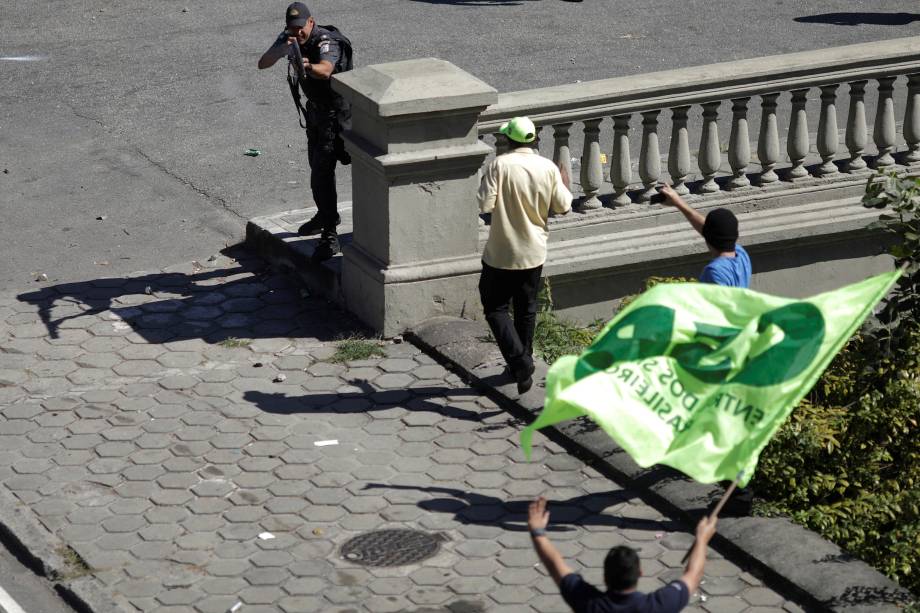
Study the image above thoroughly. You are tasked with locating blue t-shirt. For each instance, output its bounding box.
[560,574,689,613]
[699,244,751,288]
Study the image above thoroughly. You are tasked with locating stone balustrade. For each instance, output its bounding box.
[325,38,920,336]
[478,36,920,207]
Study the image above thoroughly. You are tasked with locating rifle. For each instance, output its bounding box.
[288,39,308,87]
[287,39,309,128]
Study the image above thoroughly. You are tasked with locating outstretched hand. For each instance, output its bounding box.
[528,496,550,531]
[658,183,681,205]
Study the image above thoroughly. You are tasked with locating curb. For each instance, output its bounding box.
[0,486,126,613]
[407,316,914,613]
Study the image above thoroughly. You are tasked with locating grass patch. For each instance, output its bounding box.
[329,337,386,363]
[532,279,603,364]
[55,545,92,580]
[218,337,252,348]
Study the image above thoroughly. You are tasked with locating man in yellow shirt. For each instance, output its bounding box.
[478,117,573,394]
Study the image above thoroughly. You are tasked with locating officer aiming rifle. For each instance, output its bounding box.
[287,32,309,95]
[258,2,353,262]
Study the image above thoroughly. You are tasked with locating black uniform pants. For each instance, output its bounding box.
[479,261,542,377]
[306,105,341,233]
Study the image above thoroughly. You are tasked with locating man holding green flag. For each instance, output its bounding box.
[521,270,901,487]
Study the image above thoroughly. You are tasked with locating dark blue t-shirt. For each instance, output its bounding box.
[699,244,751,288]
[560,574,689,613]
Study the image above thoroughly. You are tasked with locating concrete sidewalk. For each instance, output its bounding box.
[0,248,802,612]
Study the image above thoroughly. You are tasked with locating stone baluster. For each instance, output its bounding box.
[873,76,897,169]
[698,102,721,193]
[638,110,661,202]
[845,81,868,173]
[816,84,840,176]
[905,74,920,165]
[757,93,780,184]
[727,98,751,189]
[579,119,603,210]
[611,114,632,206]
[787,89,810,180]
[552,123,574,190]
[668,106,691,195]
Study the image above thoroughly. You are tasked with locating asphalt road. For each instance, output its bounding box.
[2,0,920,291]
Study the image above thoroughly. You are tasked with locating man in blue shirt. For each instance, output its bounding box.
[659,185,751,288]
[528,496,717,612]
[659,184,755,516]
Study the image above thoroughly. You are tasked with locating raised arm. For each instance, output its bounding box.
[680,515,717,594]
[550,165,573,216]
[659,184,705,236]
[258,34,289,69]
[528,497,574,586]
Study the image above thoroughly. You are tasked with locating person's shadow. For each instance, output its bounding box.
[407,0,537,5]
[245,380,507,426]
[794,12,920,26]
[362,483,684,534]
[15,247,362,343]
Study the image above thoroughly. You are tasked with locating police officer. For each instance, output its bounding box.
[258,2,351,262]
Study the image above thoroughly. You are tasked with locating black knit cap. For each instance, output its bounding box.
[702,208,738,251]
[286,2,311,27]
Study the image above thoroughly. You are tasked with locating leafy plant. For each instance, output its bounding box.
[750,172,920,598]
[532,279,603,364]
[328,336,385,363]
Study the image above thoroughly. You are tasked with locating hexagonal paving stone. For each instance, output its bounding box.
[0,262,796,613]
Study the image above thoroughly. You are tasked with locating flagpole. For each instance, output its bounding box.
[680,471,743,564]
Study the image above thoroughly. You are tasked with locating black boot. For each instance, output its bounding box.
[298,213,341,236]
[514,359,535,395]
[312,231,340,262]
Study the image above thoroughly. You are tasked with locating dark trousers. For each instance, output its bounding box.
[306,106,341,233]
[479,261,542,376]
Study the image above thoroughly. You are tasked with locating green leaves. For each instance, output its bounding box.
[752,172,920,599]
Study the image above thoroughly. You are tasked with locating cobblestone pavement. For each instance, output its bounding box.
[0,250,803,612]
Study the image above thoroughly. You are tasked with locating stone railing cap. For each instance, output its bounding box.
[479,35,920,129]
[333,58,498,118]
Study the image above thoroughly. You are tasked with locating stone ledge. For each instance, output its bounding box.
[245,206,350,306]
[0,485,127,613]
[407,315,914,613]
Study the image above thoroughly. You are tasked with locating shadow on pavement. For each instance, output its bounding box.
[15,247,362,343]
[407,0,536,5]
[794,12,920,26]
[245,380,506,424]
[363,483,684,534]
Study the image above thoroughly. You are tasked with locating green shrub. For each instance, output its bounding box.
[752,172,920,597]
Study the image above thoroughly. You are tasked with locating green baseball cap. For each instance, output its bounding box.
[499,116,537,144]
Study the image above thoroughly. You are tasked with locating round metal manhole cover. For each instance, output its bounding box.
[340,529,444,567]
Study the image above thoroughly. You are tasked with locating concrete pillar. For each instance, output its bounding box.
[638,110,661,202]
[698,102,722,193]
[579,119,604,210]
[757,93,780,184]
[610,115,632,206]
[726,97,751,189]
[668,106,691,196]
[332,59,497,336]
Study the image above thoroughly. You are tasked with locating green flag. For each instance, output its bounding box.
[521,271,901,486]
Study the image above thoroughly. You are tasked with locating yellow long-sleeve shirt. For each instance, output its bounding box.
[478,147,573,270]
